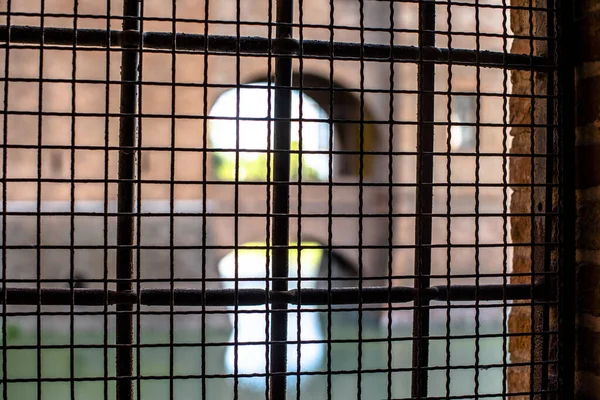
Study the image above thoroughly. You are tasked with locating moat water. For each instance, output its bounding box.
[1,307,508,400]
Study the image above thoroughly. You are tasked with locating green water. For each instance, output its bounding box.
[1,311,508,400]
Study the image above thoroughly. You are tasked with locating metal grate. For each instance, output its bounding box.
[0,0,575,399]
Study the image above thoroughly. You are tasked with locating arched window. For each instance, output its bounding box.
[208,83,333,182]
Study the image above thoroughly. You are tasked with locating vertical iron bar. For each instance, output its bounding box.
[296,0,304,395]
[542,0,556,397]
[528,0,539,395]
[102,1,111,399]
[233,0,241,396]
[270,0,294,398]
[326,1,335,399]
[116,0,140,399]
[264,0,275,396]
[444,1,453,399]
[134,3,145,400]
[69,3,79,399]
[556,0,575,397]
[201,1,210,399]
[411,0,435,398]
[501,0,510,398]
[35,3,45,399]
[474,1,482,398]
[529,1,550,397]
[168,1,177,398]
[387,1,396,399]
[0,1,10,399]
[357,1,366,398]
[134,3,144,399]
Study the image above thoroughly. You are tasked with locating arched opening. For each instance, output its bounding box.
[208,82,333,182]
[208,72,382,182]
[283,72,381,178]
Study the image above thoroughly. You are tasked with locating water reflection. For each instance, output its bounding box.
[0,242,510,399]
[217,244,326,391]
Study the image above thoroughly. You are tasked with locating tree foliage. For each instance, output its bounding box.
[213,137,323,182]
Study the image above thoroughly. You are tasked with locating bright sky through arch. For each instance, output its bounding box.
[209,82,332,181]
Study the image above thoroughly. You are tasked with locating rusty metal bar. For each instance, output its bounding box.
[539,0,557,398]
[0,25,552,70]
[270,0,294,398]
[411,0,435,397]
[556,0,576,397]
[0,283,547,306]
[115,1,140,399]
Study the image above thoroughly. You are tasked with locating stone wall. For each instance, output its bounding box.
[507,0,556,396]
[0,0,515,298]
[572,1,600,398]
[504,0,600,397]
[507,0,600,397]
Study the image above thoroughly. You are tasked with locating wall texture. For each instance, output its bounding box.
[0,1,514,304]
[572,1,600,398]
[507,0,556,397]
[507,0,600,398]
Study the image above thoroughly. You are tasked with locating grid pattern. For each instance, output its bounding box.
[0,1,575,400]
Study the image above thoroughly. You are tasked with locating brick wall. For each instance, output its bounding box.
[508,0,600,397]
[572,1,600,397]
[507,0,555,397]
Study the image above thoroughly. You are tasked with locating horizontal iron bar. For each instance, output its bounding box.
[0,25,551,71]
[0,282,546,307]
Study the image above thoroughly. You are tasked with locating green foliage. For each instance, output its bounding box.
[5,323,22,342]
[212,138,323,182]
[0,319,505,399]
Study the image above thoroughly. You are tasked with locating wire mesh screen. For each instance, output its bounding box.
[0,0,573,399]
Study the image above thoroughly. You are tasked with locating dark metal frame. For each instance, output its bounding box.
[0,0,576,399]
[556,0,576,398]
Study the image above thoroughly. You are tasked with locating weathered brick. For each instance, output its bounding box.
[576,371,600,400]
[509,99,532,128]
[510,215,533,245]
[576,145,600,189]
[511,67,533,94]
[508,365,531,399]
[508,4,555,396]
[511,246,532,281]
[510,189,534,245]
[510,37,530,56]
[576,10,600,64]
[577,76,600,127]
[578,0,600,14]
[577,264,600,317]
[578,326,600,374]
[509,133,533,185]
[510,0,533,37]
[510,188,534,212]
[508,0,600,396]
[575,120,600,148]
[510,0,546,40]
[577,203,600,250]
[508,305,533,362]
